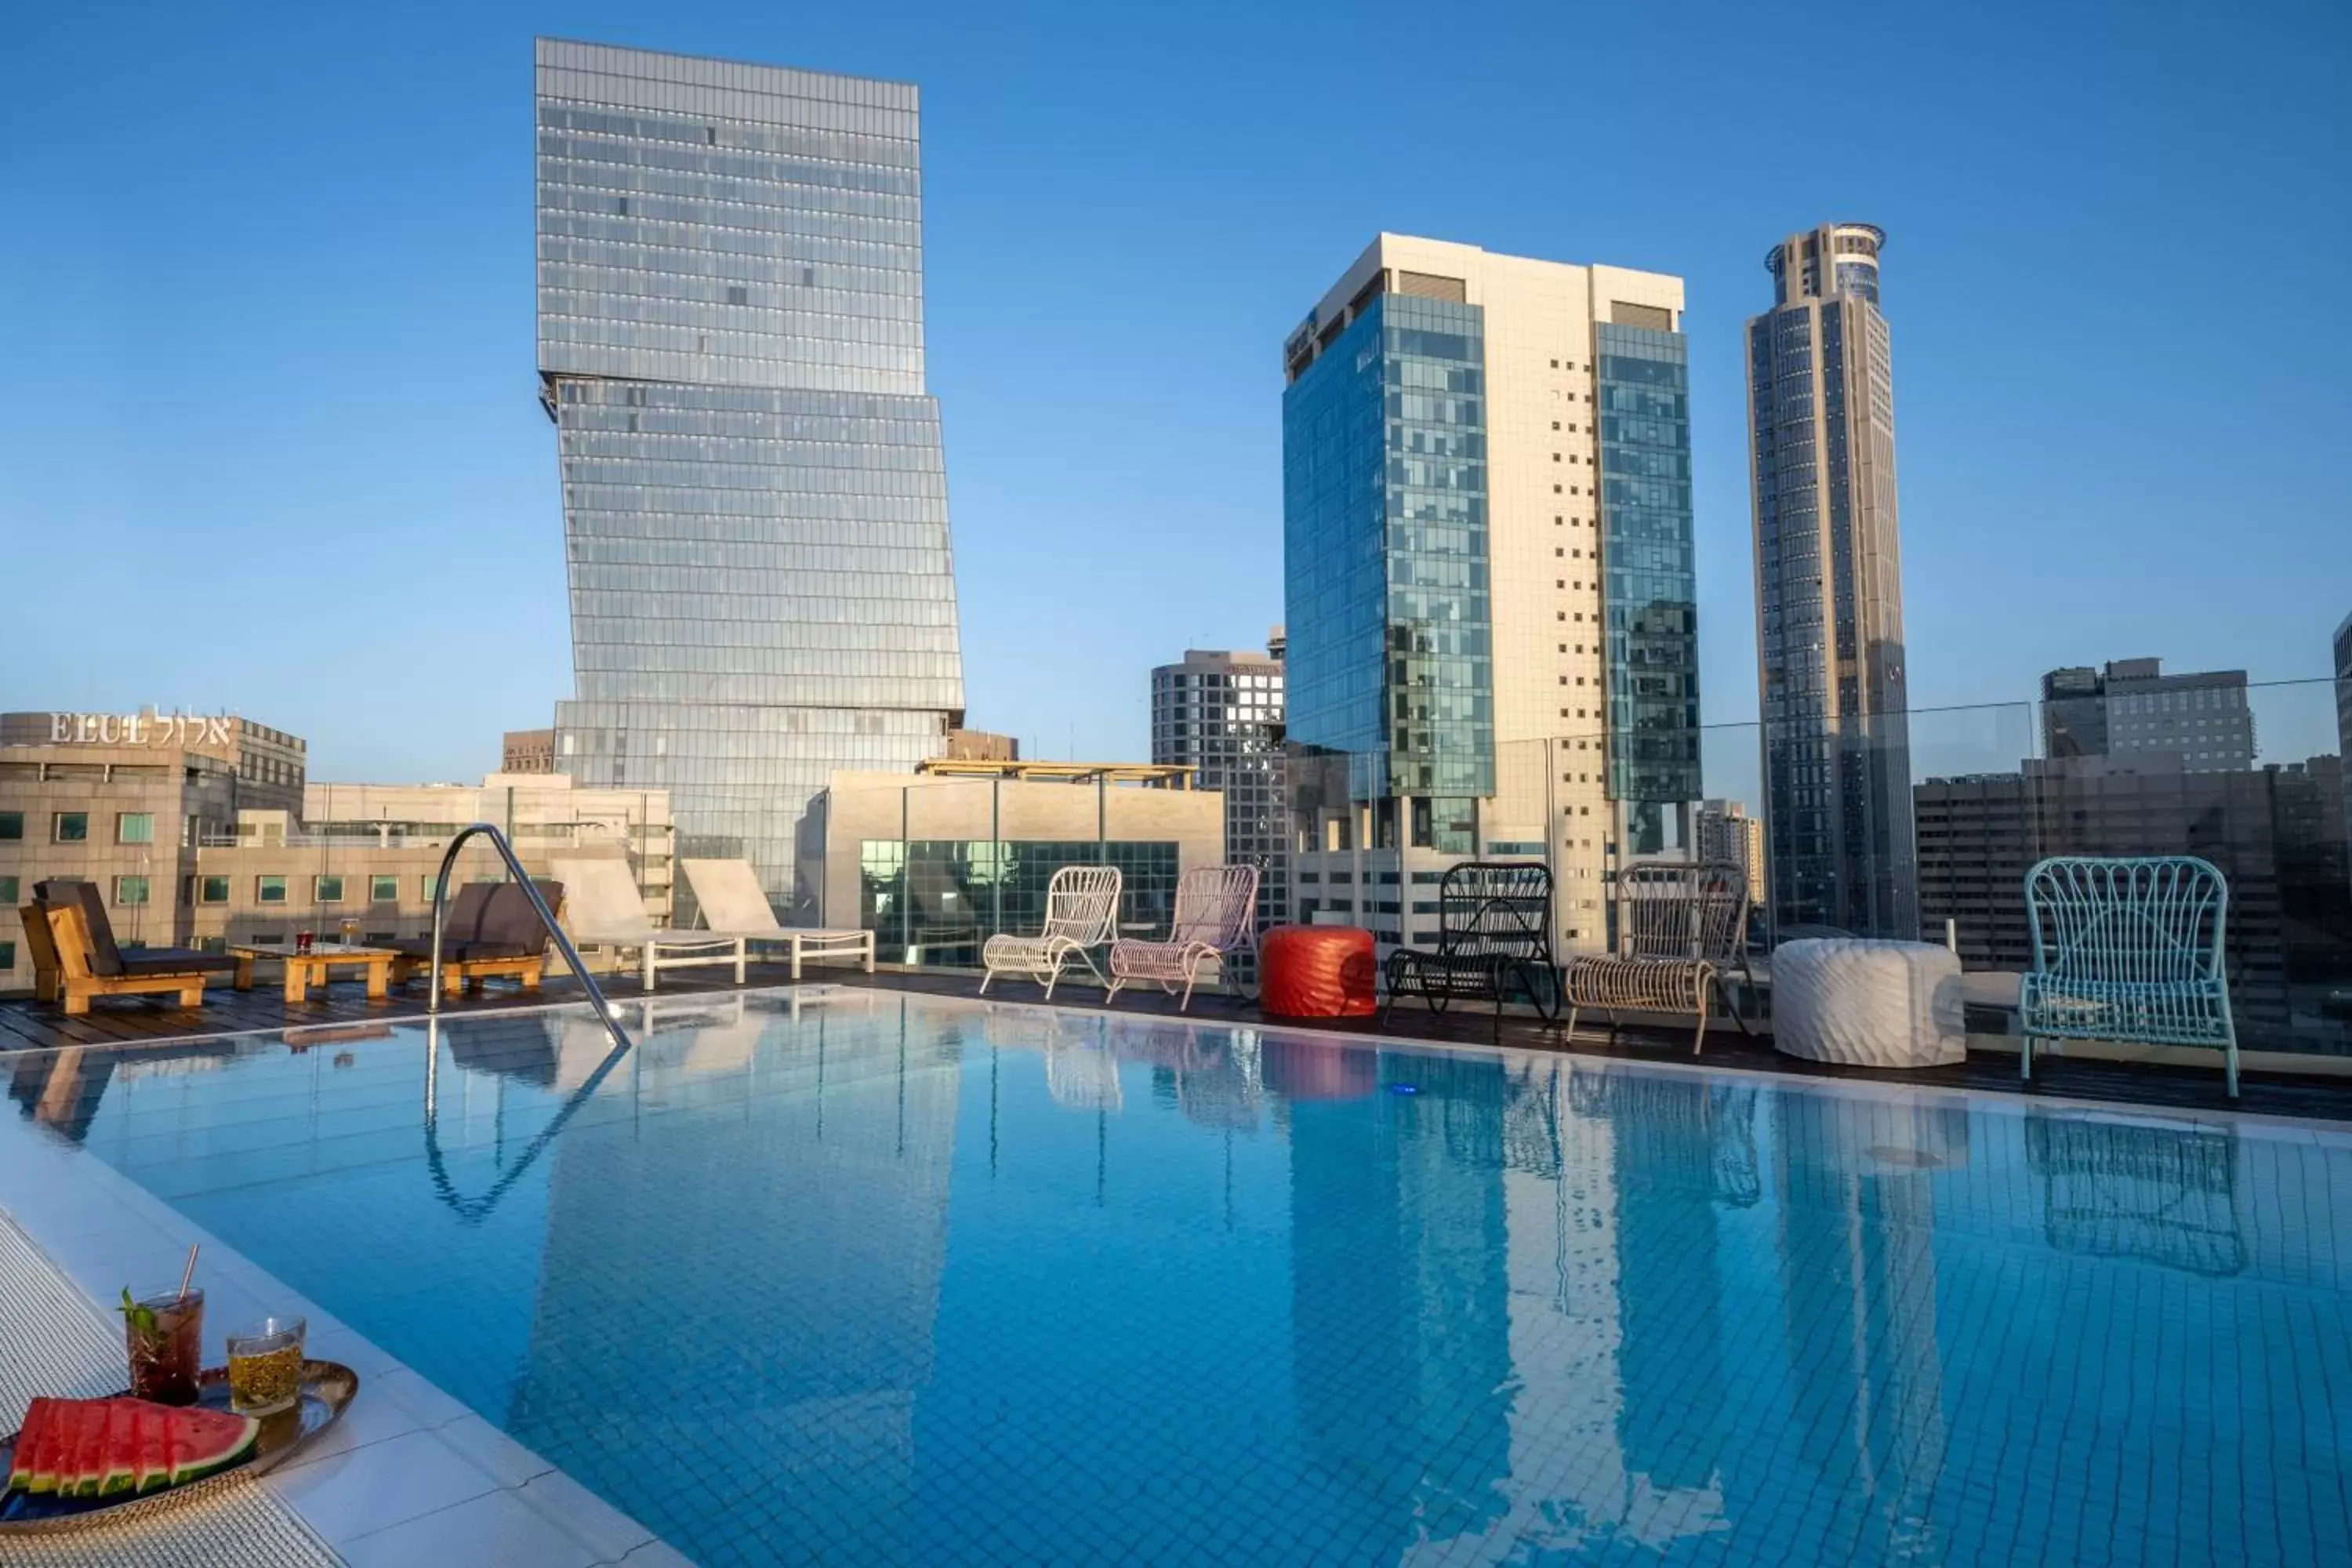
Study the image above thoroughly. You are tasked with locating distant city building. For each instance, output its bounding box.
[537,40,964,922]
[1694,800,1766,912]
[2334,612,2352,896]
[1151,639,1288,932]
[2039,659,2254,772]
[0,706,673,993]
[944,728,1021,763]
[1282,234,1698,951]
[503,728,557,774]
[1911,774,2036,971]
[2039,666,2108,759]
[1914,753,2351,1049]
[1747,222,1915,938]
[804,762,1223,966]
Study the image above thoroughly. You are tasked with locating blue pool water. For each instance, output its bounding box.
[9,988,2351,1566]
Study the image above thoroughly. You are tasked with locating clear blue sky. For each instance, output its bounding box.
[4,0,2347,782]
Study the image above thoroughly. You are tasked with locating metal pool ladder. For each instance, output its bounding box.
[425,822,631,1047]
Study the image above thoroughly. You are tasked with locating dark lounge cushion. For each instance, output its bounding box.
[36,881,122,976]
[474,881,561,951]
[115,948,238,978]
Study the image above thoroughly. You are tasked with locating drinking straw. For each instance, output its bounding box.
[175,1244,199,1303]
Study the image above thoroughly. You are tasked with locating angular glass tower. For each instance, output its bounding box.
[1748,223,1915,939]
[535,39,963,917]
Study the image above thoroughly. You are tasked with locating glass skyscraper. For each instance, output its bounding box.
[1747,223,1915,939]
[1283,236,1698,952]
[535,39,963,918]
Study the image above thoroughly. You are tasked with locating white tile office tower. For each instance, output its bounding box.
[1747,223,1915,939]
[536,40,964,918]
[1283,235,1699,952]
[1150,638,1289,931]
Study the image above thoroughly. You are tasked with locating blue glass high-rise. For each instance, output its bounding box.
[535,39,964,916]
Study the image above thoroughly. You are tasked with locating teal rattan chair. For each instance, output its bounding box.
[2020,855,2238,1097]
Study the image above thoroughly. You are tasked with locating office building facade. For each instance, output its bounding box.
[2040,659,2254,772]
[1282,235,1697,951]
[1748,222,1916,938]
[1150,640,1289,932]
[536,40,964,922]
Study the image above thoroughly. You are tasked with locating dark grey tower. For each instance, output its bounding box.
[536,40,964,917]
[1748,223,1915,938]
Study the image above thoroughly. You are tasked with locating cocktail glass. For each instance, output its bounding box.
[125,1287,205,1406]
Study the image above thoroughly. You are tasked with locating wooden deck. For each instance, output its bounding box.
[3,963,2348,1123]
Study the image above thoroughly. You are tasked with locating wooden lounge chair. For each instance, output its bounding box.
[388,879,565,995]
[554,853,760,993]
[981,865,1123,999]
[1106,864,1258,1011]
[31,880,237,1017]
[678,858,877,979]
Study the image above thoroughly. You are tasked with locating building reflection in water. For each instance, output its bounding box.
[1772,1090,1966,1566]
[510,991,962,1564]
[1287,1042,1515,1560]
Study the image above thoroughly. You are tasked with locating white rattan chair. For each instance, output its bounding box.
[980,865,1123,999]
[1563,859,1752,1054]
[1105,864,1259,1011]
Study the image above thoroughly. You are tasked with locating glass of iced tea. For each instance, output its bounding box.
[122,1287,204,1406]
[226,1316,307,1417]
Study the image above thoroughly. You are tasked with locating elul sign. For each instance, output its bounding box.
[50,712,234,746]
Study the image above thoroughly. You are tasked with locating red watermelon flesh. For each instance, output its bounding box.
[97,1402,139,1496]
[27,1399,69,1494]
[133,1403,173,1493]
[165,1405,260,1486]
[69,1398,113,1497]
[6,1396,56,1494]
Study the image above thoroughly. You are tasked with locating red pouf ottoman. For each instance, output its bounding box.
[1260,924,1378,1019]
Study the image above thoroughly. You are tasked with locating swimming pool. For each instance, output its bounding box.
[9,987,2349,1565]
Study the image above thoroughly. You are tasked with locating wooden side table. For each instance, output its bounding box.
[228,944,399,1004]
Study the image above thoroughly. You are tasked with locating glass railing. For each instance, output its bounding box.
[800,679,2352,1057]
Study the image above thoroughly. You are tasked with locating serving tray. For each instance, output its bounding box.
[0,1360,359,1534]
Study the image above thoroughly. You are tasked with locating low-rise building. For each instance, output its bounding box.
[802,761,1224,967]
[1,711,300,991]
[2,707,672,989]
[503,729,557,774]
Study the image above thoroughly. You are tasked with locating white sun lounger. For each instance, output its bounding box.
[680,858,877,980]
[552,855,757,993]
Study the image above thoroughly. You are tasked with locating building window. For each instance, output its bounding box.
[422,875,441,903]
[0,811,20,841]
[117,813,154,844]
[371,874,400,903]
[257,875,288,905]
[315,875,345,904]
[0,877,16,906]
[115,876,151,907]
[199,877,230,904]
[0,941,13,970]
[53,812,89,844]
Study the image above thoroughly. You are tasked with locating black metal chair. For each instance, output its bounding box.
[1380,862,1558,1035]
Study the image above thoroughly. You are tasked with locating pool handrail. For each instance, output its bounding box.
[426,822,631,1048]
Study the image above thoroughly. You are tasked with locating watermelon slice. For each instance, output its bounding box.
[5,1397,56,1494]
[133,1402,173,1493]
[96,1402,140,1496]
[165,1405,259,1486]
[25,1399,67,1494]
[68,1397,111,1497]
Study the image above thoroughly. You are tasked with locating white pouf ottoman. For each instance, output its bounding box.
[1772,938,1966,1068]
